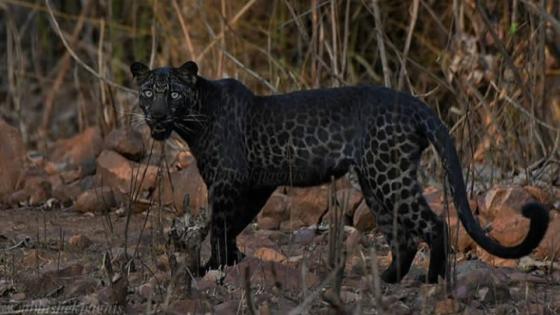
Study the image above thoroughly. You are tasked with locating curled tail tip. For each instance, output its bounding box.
[520,202,549,255]
[521,202,549,223]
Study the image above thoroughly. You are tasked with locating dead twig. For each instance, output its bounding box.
[244,265,257,315]
[40,0,90,139]
[172,0,196,60]
[44,0,136,94]
[397,0,420,91]
[371,0,392,87]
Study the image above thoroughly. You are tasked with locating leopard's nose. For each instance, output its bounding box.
[152,110,166,120]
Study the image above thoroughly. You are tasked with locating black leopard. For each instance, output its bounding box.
[130,61,549,283]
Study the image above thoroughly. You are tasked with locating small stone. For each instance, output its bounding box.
[293,227,316,244]
[258,193,289,230]
[352,201,376,232]
[74,187,116,213]
[10,292,26,301]
[23,176,52,206]
[104,128,145,161]
[287,186,329,227]
[68,234,92,250]
[435,298,462,315]
[50,127,103,166]
[174,151,194,169]
[137,282,154,300]
[534,212,560,260]
[115,207,126,217]
[202,270,226,283]
[253,247,287,263]
[96,150,159,195]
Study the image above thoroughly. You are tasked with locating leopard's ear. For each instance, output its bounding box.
[130,62,150,82]
[177,61,198,83]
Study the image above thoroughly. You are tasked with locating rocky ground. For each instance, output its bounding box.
[1,119,560,314]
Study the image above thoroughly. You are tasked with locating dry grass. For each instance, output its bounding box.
[1,0,558,172]
[1,0,559,313]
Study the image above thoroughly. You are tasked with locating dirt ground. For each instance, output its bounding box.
[1,204,559,315]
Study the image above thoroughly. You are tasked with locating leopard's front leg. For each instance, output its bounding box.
[204,183,245,270]
[203,181,275,271]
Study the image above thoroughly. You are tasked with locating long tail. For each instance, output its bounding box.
[422,115,549,258]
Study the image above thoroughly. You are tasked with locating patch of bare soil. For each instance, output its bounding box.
[0,205,559,315]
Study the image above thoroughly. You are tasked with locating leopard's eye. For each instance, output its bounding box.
[171,92,180,99]
[143,90,153,98]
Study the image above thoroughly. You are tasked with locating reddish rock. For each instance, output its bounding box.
[524,185,551,205]
[334,175,356,190]
[74,186,116,213]
[23,176,52,206]
[8,189,29,205]
[336,188,363,217]
[174,150,195,170]
[53,176,96,205]
[423,186,479,253]
[136,282,155,301]
[259,185,359,231]
[481,187,539,249]
[435,298,462,315]
[224,257,319,292]
[352,201,376,232]
[453,260,510,301]
[478,185,535,221]
[322,188,363,226]
[253,247,287,263]
[104,128,145,161]
[0,118,25,201]
[164,299,213,315]
[156,163,207,214]
[50,127,102,166]
[447,216,476,253]
[60,168,82,184]
[280,186,329,230]
[96,150,159,195]
[488,209,531,247]
[258,193,290,230]
[534,212,560,260]
[237,229,279,257]
[279,218,306,230]
[68,234,92,250]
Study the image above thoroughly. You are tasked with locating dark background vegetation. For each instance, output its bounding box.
[1,0,559,174]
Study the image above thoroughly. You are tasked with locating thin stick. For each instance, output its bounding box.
[521,0,560,34]
[288,262,343,315]
[172,0,196,60]
[44,0,136,94]
[196,0,258,61]
[149,0,158,68]
[371,0,392,88]
[221,49,278,93]
[40,0,90,138]
[397,0,420,91]
[244,265,256,315]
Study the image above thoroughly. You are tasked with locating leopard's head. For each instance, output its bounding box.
[130,61,199,141]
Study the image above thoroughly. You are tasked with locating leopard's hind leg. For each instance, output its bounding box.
[355,166,419,283]
[356,153,449,282]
